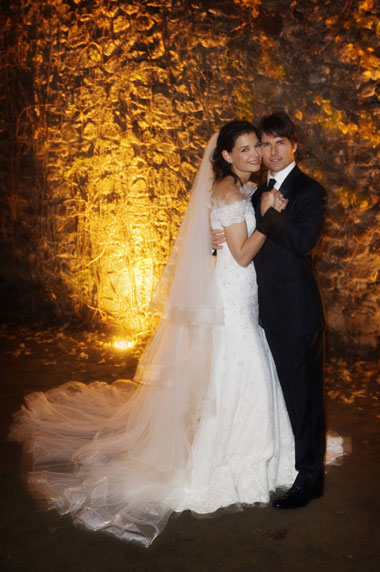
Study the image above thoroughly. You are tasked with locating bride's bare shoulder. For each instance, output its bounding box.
[211,178,243,205]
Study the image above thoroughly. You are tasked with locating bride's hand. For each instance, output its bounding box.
[260,190,275,215]
[273,190,288,212]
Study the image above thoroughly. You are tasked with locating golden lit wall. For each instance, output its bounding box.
[1,0,379,350]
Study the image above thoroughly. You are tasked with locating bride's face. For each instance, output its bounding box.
[223,132,262,181]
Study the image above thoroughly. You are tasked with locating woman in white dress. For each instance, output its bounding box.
[9,121,296,547]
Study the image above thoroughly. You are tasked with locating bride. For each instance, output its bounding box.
[9,121,298,547]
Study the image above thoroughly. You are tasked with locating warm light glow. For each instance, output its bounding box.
[3,0,378,352]
[112,338,136,351]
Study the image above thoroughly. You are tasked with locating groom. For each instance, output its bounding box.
[253,111,326,509]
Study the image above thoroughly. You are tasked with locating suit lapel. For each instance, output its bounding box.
[279,165,301,199]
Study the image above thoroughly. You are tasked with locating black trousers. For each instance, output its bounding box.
[264,328,326,485]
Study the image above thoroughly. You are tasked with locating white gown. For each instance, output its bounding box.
[8,193,298,547]
[175,195,296,513]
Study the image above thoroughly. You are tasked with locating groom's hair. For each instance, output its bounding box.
[258,112,298,144]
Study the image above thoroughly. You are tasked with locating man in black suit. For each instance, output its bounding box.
[254,111,326,509]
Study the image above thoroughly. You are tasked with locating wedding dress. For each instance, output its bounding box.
[174,187,296,514]
[8,136,346,547]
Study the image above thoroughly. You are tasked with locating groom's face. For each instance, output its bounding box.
[260,133,298,174]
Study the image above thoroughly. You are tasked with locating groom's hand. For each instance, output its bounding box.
[210,223,225,250]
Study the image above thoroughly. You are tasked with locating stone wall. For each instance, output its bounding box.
[0,0,379,352]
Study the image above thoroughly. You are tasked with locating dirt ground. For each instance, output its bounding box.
[0,325,379,572]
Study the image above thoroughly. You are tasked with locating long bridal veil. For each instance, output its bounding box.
[9,134,222,547]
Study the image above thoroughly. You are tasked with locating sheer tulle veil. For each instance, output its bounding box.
[149,132,221,326]
[135,132,222,385]
[9,133,223,547]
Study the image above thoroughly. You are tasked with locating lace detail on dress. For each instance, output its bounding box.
[209,182,257,227]
[176,190,297,515]
[240,181,257,199]
[210,200,257,306]
[212,200,246,226]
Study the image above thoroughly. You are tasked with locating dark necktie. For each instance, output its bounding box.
[267,178,277,191]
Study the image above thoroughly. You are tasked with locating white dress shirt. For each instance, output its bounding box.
[267,161,296,191]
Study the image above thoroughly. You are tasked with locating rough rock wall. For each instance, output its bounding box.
[0,0,379,351]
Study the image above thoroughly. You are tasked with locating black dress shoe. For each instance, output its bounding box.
[272,478,324,510]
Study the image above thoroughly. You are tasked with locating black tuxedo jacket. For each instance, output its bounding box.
[252,165,326,335]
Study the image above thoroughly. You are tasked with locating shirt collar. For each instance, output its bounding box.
[267,161,296,190]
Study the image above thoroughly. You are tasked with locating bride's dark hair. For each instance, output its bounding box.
[212,120,259,184]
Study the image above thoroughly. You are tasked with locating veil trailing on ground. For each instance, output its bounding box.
[9,134,222,547]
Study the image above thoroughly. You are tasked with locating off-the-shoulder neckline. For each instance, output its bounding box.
[209,181,257,208]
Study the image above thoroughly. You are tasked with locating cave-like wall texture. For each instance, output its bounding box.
[0,0,379,353]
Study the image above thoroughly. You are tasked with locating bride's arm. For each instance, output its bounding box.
[223,191,286,267]
[224,222,266,267]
